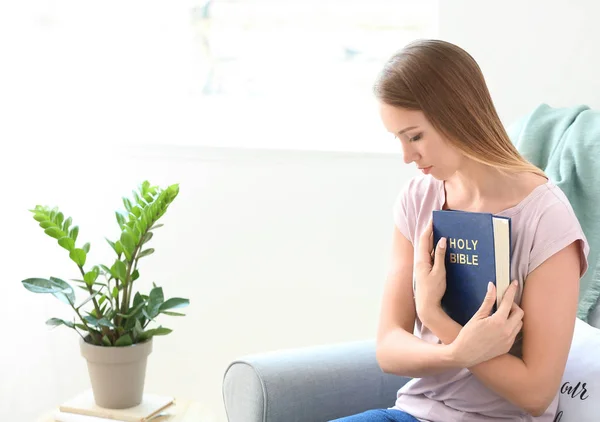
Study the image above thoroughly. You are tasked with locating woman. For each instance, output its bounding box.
[333,40,589,421]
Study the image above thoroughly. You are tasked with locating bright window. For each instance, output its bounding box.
[6,0,438,153]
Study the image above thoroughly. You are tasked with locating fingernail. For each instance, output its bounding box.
[439,237,446,248]
[487,281,493,292]
[513,280,519,287]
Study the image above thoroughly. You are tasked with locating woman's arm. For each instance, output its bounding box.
[421,241,581,416]
[376,225,461,377]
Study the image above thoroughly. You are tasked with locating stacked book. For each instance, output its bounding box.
[53,390,175,422]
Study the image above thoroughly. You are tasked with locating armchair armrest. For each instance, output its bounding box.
[222,339,410,422]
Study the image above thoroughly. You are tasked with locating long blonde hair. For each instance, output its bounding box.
[373,39,545,177]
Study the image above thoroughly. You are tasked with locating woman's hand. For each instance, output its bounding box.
[414,219,448,319]
[450,280,524,368]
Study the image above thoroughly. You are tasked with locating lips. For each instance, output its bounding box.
[419,166,432,174]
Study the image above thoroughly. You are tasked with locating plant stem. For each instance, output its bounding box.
[105,275,116,311]
[126,257,140,312]
[78,266,103,318]
[71,303,102,345]
[78,265,110,338]
[72,326,86,341]
[120,235,145,314]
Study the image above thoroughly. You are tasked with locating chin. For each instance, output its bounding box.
[426,169,442,180]
[427,168,451,181]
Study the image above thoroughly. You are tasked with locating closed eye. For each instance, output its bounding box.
[409,133,422,142]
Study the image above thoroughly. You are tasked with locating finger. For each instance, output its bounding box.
[417,218,434,264]
[431,236,447,275]
[496,280,519,319]
[509,320,523,341]
[507,303,524,325]
[508,302,522,317]
[474,282,496,319]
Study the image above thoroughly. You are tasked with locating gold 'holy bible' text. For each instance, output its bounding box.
[448,237,479,266]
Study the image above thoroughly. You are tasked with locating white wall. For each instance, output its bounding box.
[0,145,414,421]
[438,0,600,126]
[3,1,600,420]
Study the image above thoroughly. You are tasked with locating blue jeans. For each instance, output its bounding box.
[329,408,419,421]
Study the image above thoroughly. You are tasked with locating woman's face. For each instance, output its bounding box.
[379,102,464,180]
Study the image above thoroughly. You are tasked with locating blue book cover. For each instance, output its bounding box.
[432,210,512,326]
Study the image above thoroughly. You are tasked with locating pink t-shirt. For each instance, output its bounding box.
[391,175,590,422]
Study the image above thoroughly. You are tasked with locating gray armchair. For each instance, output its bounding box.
[222,340,410,422]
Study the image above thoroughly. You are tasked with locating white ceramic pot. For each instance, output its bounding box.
[80,337,153,409]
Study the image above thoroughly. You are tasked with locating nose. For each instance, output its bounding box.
[401,143,419,164]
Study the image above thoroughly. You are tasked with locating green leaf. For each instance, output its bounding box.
[124,314,137,331]
[75,323,89,332]
[120,231,135,256]
[139,327,172,342]
[118,298,146,319]
[149,224,164,231]
[123,197,133,213]
[69,248,87,266]
[133,320,144,342]
[114,240,124,255]
[162,311,186,317]
[112,286,119,299]
[131,291,142,304]
[167,183,180,198]
[147,287,164,318]
[132,190,141,205]
[82,273,95,285]
[96,317,115,329]
[142,308,153,321]
[39,221,54,229]
[49,277,75,305]
[46,317,74,328]
[55,212,64,226]
[69,226,79,242]
[44,227,64,239]
[142,231,153,244]
[139,214,148,233]
[33,213,46,222]
[115,334,133,347]
[83,242,91,254]
[83,269,99,286]
[58,236,75,251]
[138,248,154,259]
[63,216,72,233]
[22,278,64,294]
[22,277,74,305]
[115,211,126,228]
[131,226,141,245]
[131,269,140,282]
[110,260,127,282]
[102,335,112,346]
[159,298,190,312]
[84,315,115,328]
[106,238,118,255]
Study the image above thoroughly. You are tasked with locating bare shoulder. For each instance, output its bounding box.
[520,172,548,193]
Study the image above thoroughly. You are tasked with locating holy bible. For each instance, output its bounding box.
[432,209,512,326]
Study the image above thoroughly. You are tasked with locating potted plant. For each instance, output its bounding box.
[22,181,189,409]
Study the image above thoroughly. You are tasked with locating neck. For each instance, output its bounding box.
[445,160,521,209]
